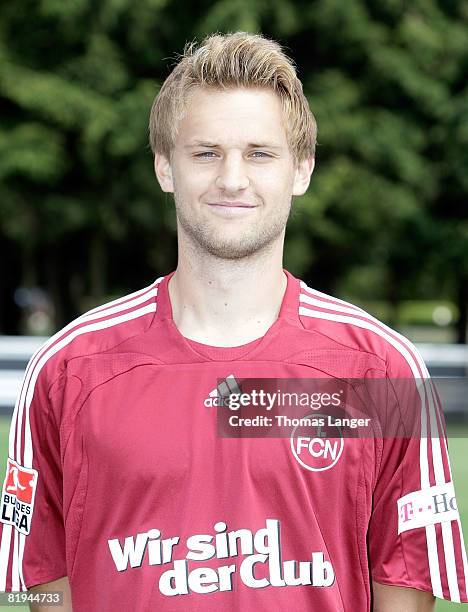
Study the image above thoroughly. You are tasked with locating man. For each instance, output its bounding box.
[0,31,467,611]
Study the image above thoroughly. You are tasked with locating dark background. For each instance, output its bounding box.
[0,0,467,343]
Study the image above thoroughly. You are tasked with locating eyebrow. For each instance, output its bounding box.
[184,140,283,149]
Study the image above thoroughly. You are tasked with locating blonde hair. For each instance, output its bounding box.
[149,31,317,164]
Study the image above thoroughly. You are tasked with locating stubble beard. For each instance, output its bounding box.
[173,191,292,260]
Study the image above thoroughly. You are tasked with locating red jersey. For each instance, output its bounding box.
[1,269,467,610]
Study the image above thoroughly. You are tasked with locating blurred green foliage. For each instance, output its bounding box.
[0,0,467,339]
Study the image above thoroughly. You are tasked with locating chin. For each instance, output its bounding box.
[202,239,267,260]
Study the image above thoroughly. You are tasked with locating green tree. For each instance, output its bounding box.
[0,0,467,342]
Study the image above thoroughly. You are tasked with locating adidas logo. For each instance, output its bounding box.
[203,374,242,407]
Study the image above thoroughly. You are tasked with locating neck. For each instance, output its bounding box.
[168,231,288,347]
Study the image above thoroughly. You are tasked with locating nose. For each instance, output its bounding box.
[215,152,250,192]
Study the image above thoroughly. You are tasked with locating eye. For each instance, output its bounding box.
[194,151,217,158]
[250,151,271,158]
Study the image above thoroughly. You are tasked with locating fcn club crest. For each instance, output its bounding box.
[290,414,344,472]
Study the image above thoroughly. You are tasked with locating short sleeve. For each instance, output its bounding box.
[0,354,67,592]
[368,340,468,603]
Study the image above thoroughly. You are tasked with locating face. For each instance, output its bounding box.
[155,86,314,260]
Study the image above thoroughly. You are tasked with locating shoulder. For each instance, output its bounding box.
[31,277,163,391]
[297,279,428,378]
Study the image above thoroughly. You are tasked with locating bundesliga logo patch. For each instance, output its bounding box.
[0,458,38,535]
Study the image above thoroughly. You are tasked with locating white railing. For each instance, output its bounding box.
[0,336,47,409]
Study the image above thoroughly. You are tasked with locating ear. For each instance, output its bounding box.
[154,152,174,193]
[292,155,315,196]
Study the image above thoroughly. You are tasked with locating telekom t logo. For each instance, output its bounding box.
[399,501,414,523]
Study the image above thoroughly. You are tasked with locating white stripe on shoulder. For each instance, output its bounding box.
[300,280,364,313]
[81,277,163,317]
[300,282,428,375]
[298,306,423,377]
[300,291,365,317]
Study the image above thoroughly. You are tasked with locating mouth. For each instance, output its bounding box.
[207,202,258,209]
